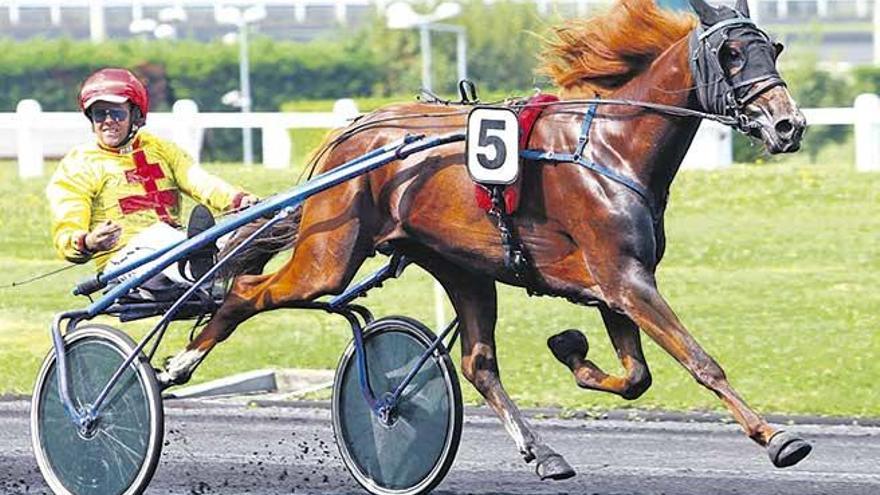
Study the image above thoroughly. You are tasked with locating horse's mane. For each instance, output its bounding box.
[539,0,697,97]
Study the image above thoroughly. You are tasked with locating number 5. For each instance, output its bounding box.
[477,120,507,170]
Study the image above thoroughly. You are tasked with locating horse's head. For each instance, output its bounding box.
[688,0,805,153]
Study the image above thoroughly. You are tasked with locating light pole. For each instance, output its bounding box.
[130,18,177,40]
[216,5,266,165]
[386,2,466,92]
[874,0,880,65]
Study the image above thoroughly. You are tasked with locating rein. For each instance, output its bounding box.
[515,97,745,127]
[301,18,781,223]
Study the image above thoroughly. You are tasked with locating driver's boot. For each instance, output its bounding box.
[179,204,217,282]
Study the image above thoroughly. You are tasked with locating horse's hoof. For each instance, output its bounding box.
[155,369,190,391]
[547,329,588,369]
[536,452,576,481]
[767,431,812,468]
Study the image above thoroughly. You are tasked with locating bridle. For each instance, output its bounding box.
[688,15,786,134]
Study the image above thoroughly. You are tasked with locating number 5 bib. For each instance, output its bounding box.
[466,107,520,185]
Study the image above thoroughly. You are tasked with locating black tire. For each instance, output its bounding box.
[31,324,164,495]
[332,316,463,495]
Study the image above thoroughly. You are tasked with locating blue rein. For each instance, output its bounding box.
[519,102,659,224]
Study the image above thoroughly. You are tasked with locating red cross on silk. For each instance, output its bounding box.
[118,150,178,223]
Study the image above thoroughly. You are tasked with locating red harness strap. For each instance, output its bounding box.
[474,93,560,214]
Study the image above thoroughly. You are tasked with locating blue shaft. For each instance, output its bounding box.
[87,133,463,317]
[95,140,399,286]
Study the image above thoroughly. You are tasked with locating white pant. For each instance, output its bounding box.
[106,222,190,286]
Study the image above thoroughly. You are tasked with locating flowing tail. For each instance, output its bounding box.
[217,204,302,281]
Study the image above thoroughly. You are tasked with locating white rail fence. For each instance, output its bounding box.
[2,99,360,177]
[2,94,879,178]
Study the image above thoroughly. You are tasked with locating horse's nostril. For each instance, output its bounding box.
[775,119,794,137]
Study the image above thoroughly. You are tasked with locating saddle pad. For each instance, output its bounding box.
[474,93,560,214]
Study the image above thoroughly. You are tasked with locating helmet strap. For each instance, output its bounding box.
[118,105,144,148]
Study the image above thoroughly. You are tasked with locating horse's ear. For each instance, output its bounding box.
[773,41,784,58]
[689,0,720,24]
[735,0,751,17]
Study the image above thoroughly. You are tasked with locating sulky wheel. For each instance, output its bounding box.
[31,324,164,495]
[332,316,463,495]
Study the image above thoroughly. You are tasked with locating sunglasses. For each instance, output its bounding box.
[90,108,130,123]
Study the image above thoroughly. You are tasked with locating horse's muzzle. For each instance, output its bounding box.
[747,86,806,154]
[768,111,806,153]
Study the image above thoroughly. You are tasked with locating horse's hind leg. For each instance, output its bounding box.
[607,266,812,468]
[548,306,652,400]
[158,183,376,388]
[416,255,575,481]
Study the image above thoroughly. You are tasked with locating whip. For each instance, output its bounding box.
[0,263,79,289]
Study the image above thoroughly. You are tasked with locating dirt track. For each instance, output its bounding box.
[3,398,879,495]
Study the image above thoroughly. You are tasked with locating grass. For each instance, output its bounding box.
[0,141,878,419]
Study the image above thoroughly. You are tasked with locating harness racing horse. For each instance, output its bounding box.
[159,0,810,479]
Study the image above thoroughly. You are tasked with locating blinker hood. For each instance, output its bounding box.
[688,16,784,118]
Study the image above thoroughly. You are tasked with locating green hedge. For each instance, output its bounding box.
[0,37,385,161]
[0,38,382,112]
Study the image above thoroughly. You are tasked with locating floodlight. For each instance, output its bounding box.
[215,6,242,26]
[222,32,239,45]
[243,5,267,23]
[386,2,420,29]
[428,2,462,23]
[154,24,176,39]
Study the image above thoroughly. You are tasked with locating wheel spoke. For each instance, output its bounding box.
[333,317,462,495]
[32,325,163,495]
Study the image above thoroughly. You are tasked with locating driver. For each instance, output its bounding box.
[46,67,258,289]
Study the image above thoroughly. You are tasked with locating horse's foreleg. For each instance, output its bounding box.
[548,306,652,400]
[419,257,575,481]
[609,267,812,468]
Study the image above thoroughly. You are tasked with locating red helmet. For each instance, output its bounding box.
[79,68,149,124]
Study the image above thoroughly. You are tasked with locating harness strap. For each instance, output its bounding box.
[521,150,658,223]
[697,17,754,41]
[486,184,533,290]
[520,103,659,224]
[573,103,597,161]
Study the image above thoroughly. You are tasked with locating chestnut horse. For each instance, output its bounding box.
[159,0,810,479]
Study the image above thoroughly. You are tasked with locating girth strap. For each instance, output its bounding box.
[485,184,533,289]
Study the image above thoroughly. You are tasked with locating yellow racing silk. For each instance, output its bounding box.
[46,131,246,270]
